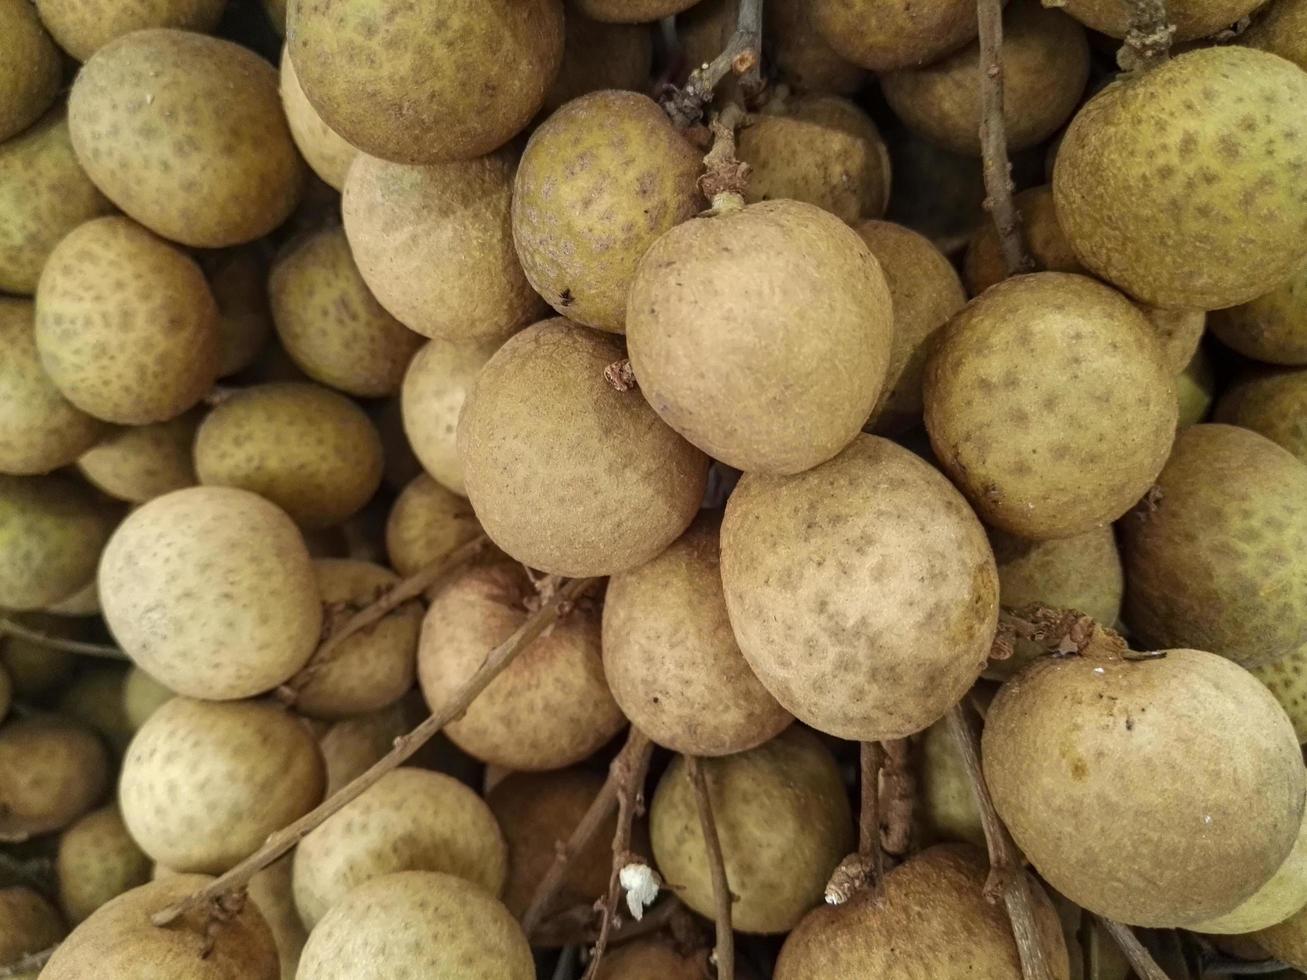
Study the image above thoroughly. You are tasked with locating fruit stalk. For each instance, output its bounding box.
[1118,0,1174,73]
[664,0,764,127]
[0,616,124,660]
[687,754,735,980]
[859,740,884,868]
[880,737,915,857]
[149,574,599,928]
[1096,916,1172,980]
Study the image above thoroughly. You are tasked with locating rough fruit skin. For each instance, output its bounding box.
[401,338,498,497]
[0,109,114,295]
[1244,0,1307,70]
[1122,424,1307,667]
[0,886,65,968]
[627,199,894,475]
[964,185,1083,296]
[458,318,708,577]
[291,767,507,929]
[1210,259,1307,364]
[288,0,563,164]
[36,0,227,61]
[881,0,1089,156]
[513,90,703,333]
[925,272,1177,539]
[99,486,323,700]
[1253,644,1307,742]
[721,434,998,740]
[650,726,854,934]
[602,516,792,756]
[119,697,324,874]
[1216,368,1307,462]
[574,0,699,21]
[543,13,653,113]
[35,217,221,425]
[0,0,60,142]
[776,845,1070,979]
[343,151,545,343]
[855,220,967,434]
[69,30,304,247]
[42,874,280,980]
[0,474,115,611]
[384,474,483,578]
[983,647,1305,926]
[812,0,982,70]
[1062,0,1265,40]
[1192,806,1307,934]
[1053,47,1307,310]
[279,46,356,192]
[296,871,533,980]
[418,563,625,770]
[0,298,104,475]
[77,411,200,504]
[56,804,152,924]
[0,716,109,838]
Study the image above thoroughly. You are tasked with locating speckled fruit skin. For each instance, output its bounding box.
[1210,259,1307,364]
[0,474,115,611]
[486,769,615,922]
[119,697,324,874]
[194,382,384,529]
[984,647,1305,926]
[1216,368,1307,462]
[418,562,624,769]
[35,217,221,425]
[1245,0,1307,70]
[767,0,865,94]
[985,525,1124,679]
[543,13,653,113]
[603,516,792,756]
[36,0,227,60]
[0,716,108,838]
[1121,424,1307,667]
[384,473,483,577]
[1055,47,1307,310]
[343,151,545,343]
[42,874,279,980]
[627,200,894,475]
[288,0,562,164]
[514,90,702,334]
[0,109,114,295]
[776,845,1070,979]
[68,30,304,247]
[297,871,532,980]
[56,804,152,923]
[0,886,65,968]
[721,434,998,740]
[279,47,356,192]
[459,318,708,577]
[78,411,199,504]
[574,0,698,21]
[883,0,1088,156]
[812,0,983,70]
[855,220,967,434]
[1193,806,1307,934]
[99,486,323,700]
[292,767,507,929]
[0,299,104,475]
[1063,0,1264,39]
[269,225,422,398]
[294,559,421,720]
[0,0,60,142]
[401,338,497,497]
[925,272,1177,539]
[738,96,892,224]
[1254,644,1307,741]
[651,726,853,933]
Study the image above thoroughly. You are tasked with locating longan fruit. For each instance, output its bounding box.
[56,664,134,756]
[77,411,199,504]
[811,0,981,71]
[246,857,306,980]
[400,338,498,496]
[767,0,866,94]
[278,47,356,192]
[1215,368,1307,462]
[384,474,483,578]
[1194,805,1307,934]
[121,665,174,730]
[56,804,152,923]
[1177,350,1215,428]
[918,717,985,848]
[0,886,65,972]
[0,0,60,143]
[0,613,81,697]
[543,10,654,113]
[35,0,227,61]
[1062,0,1265,40]
[1244,0,1307,70]
[0,715,109,837]
[574,0,699,22]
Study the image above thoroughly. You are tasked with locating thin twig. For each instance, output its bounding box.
[861,742,884,869]
[0,945,56,978]
[0,616,125,660]
[582,730,656,980]
[1097,918,1173,980]
[945,701,1055,980]
[975,0,1033,276]
[150,575,599,927]
[533,895,686,948]
[281,534,489,699]
[698,103,751,213]
[879,738,915,858]
[687,756,734,980]
[663,0,764,127]
[1118,0,1174,73]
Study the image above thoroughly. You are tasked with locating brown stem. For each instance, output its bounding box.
[664,0,764,128]
[533,894,686,948]
[859,742,884,868]
[1097,917,1173,980]
[582,730,656,980]
[150,575,599,927]
[879,738,915,858]
[1118,0,1174,74]
[698,102,751,213]
[945,701,1056,980]
[686,756,734,980]
[976,0,1033,276]
[0,945,56,978]
[0,616,125,660]
[281,534,489,699]
[522,727,650,937]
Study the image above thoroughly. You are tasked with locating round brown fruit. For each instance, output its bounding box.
[811,0,981,71]
[595,937,758,980]
[401,338,498,496]
[384,473,483,578]
[1061,0,1264,40]
[56,664,133,756]
[458,318,708,577]
[542,12,653,113]
[1244,0,1307,70]
[721,434,998,741]
[56,804,152,924]
[77,411,200,504]
[1215,368,1307,462]
[1192,803,1307,934]
[35,0,227,61]
[574,0,699,22]
[0,715,108,838]
[99,485,322,699]
[766,0,866,95]
[626,199,893,475]
[1210,259,1307,365]
[279,47,356,192]
[983,646,1305,926]
[0,886,64,976]
[68,29,304,247]
[0,0,60,142]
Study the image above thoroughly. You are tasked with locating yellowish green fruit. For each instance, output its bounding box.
[1194,802,1307,933]
[0,716,109,837]
[56,804,152,924]
[122,666,173,730]
[1254,645,1307,742]
[35,0,227,61]
[1216,368,1307,461]
[1254,887,1307,971]
[279,47,356,192]
[0,0,60,142]
[811,0,983,70]
[400,338,497,496]
[78,411,199,505]
[543,10,653,113]
[1062,0,1265,40]
[1210,259,1307,364]
[246,857,305,980]
[384,474,482,578]
[1177,347,1216,427]
[919,717,985,847]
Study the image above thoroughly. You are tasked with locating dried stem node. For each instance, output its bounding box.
[663,0,764,128]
